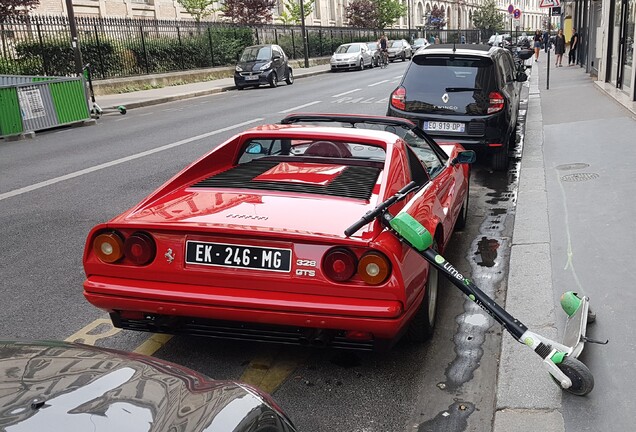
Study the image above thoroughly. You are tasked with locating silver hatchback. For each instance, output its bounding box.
[330,43,374,71]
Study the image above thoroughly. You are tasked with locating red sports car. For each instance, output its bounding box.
[83,114,474,351]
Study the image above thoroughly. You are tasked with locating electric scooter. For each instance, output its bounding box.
[82,63,127,118]
[345,181,607,396]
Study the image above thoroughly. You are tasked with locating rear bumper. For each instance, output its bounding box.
[386,108,511,151]
[84,276,416,348]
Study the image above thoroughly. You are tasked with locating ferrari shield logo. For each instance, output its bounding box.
[442,93,449,103]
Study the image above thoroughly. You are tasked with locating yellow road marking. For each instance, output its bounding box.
[133,333,173,355]
[64,318,121,344]
[240,346,309,393]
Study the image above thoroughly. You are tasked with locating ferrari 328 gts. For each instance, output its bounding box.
[82,114,474,351]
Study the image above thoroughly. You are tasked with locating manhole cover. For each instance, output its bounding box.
[556,163,590,171]
[561,173,599,182]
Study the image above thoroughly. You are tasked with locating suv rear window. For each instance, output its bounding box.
[402,55,497,115]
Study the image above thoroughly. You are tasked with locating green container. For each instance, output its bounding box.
[49,80,90,125]
[0,87,24,137]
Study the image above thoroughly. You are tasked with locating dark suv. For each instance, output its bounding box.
[387,44,527,170]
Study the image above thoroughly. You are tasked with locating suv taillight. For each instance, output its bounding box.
[391,86,406,111]
[488,91,504,114]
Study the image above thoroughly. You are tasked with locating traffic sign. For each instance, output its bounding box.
[513,8,521,19]
[552,6,561,16]
[508,4,514,14]
[539,0,560,7]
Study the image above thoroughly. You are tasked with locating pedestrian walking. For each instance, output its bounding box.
[533,29,542,62]
[434,35,441,44]
[554,29,566,67]
[568,27,579,66]
[460,34,466,44]
[543,29,550,53]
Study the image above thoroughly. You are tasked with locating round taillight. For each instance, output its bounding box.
[322,248,357,282]
[358,251,391,285]
[93,232,124,263]
[124,232,156,265]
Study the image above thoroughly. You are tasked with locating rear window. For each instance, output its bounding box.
[405,55,496,90]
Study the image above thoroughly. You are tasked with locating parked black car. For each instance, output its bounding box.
[0,340,297,432]
[234,44,294,89]
[387,44,528,170]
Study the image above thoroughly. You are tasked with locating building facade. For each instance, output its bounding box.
[33,0,558,30]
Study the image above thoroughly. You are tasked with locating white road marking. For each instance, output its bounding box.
[278,101,322,113]
[0,118,264,202]
[331,89,361,97]
[393,75,403,80]
[139,112,154,117]
[368,80,390,87]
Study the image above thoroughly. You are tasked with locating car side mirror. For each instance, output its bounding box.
[246,143,264,154]
[516,71,528,82]
[451,150,476,166]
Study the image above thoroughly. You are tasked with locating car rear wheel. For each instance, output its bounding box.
[269,72,278,88]
[285,68,294,85]
[491,149,509,171]
[407,240,439,342]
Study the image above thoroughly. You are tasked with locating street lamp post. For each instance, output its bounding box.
[64,0,84,76]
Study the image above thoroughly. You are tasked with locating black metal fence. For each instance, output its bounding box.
[0,15,415,80]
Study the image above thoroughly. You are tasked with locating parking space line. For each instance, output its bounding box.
[0,118,264,202]
[279,101,321,114]
[332,89,361,98]
[240,346,310,393]
[368,80,389,87]
[133,334,173,356]
[65,318,121,345]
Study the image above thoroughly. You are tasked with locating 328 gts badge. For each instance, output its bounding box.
[296,259,316,277]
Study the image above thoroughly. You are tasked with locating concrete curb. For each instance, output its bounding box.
[100,68,331,111]
[492,65,565,432]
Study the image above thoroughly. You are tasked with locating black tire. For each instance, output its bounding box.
[285,68,294,85]
[236,85,245,91]
[269,72,278,88]
[455,175,470,230]
[587,306,596,324]
[491,149,508,171]
[553,357,594,396]
[358,59,364,71]
[402,53,406,61]
[407,241,439,342]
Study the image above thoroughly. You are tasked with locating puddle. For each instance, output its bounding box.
[416,401,475,432]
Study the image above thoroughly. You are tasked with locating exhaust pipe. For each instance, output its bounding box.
[299,329,316,346]
[312,330,332,348]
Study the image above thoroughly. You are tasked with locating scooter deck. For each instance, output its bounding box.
[562,295,589,358]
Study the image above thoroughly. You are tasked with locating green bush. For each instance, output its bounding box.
[14,38,122,78]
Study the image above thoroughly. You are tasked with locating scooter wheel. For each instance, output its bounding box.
[587,307,596,324]
[554,357,594,396]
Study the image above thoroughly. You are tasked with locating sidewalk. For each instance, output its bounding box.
[97,63,332,111]
[494,58,636,431]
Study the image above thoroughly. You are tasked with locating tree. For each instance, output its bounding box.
[278,0,314,25]
[176,0,217,22]
[346,0,378,28]
[472,0,505,33]
[221,0,277,24]
[427,5,446,30]
[375,0,406,30]
[0,0,39,22]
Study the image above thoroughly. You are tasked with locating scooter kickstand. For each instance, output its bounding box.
[581,336,609,345]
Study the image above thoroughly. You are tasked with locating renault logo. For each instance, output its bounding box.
[442,93,449,103]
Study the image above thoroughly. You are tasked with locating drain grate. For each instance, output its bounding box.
[556,163,590,171]
[561,172,599,182]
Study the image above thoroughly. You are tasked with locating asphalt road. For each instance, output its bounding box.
[0,61,527,432]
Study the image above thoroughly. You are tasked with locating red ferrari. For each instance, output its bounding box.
[83,114,474,351]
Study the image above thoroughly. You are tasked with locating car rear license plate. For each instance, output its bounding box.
[245,75,259,81]
[185,241,291,272]
[423,121,465,133]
